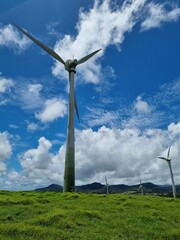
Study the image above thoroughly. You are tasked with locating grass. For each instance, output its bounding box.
[0,191,180,239]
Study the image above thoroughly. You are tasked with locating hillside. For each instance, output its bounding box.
[0,191,180,239]
[35,182,180,197]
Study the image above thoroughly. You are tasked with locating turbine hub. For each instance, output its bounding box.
[65,59,78,72]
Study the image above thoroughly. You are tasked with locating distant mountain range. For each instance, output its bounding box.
[35,182,180,197]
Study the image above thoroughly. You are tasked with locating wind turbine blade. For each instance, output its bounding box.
[167,147,171,159]
[74,95,80,123]
[77,49,101,65]
[13,24,65,65]
[158,157,167,161]
[105,176,108,185]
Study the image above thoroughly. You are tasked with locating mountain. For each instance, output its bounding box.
[34,182,180,196]
[35,184,63,192]
[76,182,104,192]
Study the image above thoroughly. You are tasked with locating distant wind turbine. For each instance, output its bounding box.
[158,147,176,198]
[14,24,101,192]
[137,178,144,195]
[105,176,109,195]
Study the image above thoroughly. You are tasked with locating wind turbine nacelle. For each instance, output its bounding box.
[65,59,78,72]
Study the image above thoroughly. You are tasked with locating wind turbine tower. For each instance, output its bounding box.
[158,147,176,198]
[14,24,101,192]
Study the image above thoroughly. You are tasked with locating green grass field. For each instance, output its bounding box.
[0,191,180,240]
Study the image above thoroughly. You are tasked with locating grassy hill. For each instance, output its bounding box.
[0,191,180,240]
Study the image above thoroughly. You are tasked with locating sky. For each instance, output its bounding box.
[0,0,180,191]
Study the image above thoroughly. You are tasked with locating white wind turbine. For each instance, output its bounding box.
[137,178,144,195]
[105,176,109,195]
[158,147,176,198]
[14,24,101,192]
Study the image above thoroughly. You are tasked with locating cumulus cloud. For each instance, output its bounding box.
[52,0,146,83]
[4,123,180,188]
[75,126,162,184]
[0,77,47,111]
[0,76,14,106]
[20,137,53,170]
[0,24,30,52]
[168,122,180,137]
[35,97,67,123]
[1,119,179,190]
[74,123,179,185]
[141,2,180,30]
[134,96,151,113]
[0,75,67,125]
[0,132,12,173]
[5,121,179,189]
[11,137,65,189]
[0,77,14,93]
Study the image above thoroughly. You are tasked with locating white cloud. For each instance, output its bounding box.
[14,137,64,189]
[7,170,21,182]
[52,0,146,83]
[141,2,180,30]
[74,124,180,185]
[75,126,162,184]
[168,122,180,137]
[0,76,14,106]
[84,94,155,129]
[0,162,6,172]
[2,121,180,189]
[134,96,151,113]
[17,83,43,110]
[27,122,39,132]
[0,99,8,106]
[46,21,62,38]
[0,24,30,51]
[20,137,53,170]
[89,79,180,130]
[26,121,47,132]
[2,1,178,87]
[36,97,67,123]
[0,132,12,172]
[51,0,180,84]
[84,107,119,127]
[149,79,180,126]
[9,124,19,129]
[157,79,180,106]
[0,77,14,93]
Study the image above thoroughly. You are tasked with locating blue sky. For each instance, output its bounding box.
[0,0,180,190]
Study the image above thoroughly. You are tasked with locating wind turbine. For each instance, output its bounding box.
[14,24,101,192]
[158,147,176,198]
[105,176,109,195]
[137,178,144,195]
